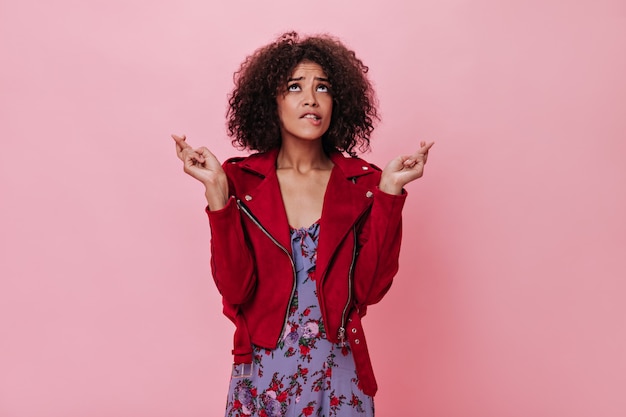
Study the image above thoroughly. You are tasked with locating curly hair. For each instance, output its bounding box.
[227,32,379,156]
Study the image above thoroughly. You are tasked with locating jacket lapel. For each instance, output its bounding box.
[316,152,377,280]
[237,150,292,252]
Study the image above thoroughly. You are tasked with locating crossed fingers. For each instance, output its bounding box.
[402,141,434,168]
[172,134,205,164]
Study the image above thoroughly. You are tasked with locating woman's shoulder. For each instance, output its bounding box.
[222,151,263,165]
[222,150,278,177]
[328,151,383,186]
[222,155,247,167]
[330,151,381,170]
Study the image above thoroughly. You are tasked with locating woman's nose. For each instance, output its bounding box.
[302,88,318,107]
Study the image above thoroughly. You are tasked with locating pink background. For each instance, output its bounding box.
[1,1,625,416]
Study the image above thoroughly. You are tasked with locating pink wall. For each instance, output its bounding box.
[1,1,625,416]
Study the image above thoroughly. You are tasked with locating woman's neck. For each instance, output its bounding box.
[276,140,333,173]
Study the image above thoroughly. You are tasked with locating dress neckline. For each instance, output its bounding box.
[288,219,320,233]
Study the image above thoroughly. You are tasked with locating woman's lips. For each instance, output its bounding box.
[301,113,322,125]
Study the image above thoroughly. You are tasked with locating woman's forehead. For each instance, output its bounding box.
[290,60,327,77]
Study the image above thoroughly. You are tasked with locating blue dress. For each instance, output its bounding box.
[225,222,375,417]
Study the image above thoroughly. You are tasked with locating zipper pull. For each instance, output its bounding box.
[338,327,346,347]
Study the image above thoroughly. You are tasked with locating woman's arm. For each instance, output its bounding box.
[172,134,256,304]
[352,188,406,306]
[206,198,257,305]
[352,141,434,306]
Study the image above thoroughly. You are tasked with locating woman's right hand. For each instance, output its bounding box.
[172,134,228,210]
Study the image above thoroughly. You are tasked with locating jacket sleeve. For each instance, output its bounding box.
[206,197,257,306]
[352,187,407,307]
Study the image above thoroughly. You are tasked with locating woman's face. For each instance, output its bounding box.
[276,61,333,145]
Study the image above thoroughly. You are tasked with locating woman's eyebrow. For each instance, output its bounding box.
[287,76,330,82]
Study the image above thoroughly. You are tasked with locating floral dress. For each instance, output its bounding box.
[225,222,375,417]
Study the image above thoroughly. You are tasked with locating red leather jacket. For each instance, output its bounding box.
[206,148,406,396]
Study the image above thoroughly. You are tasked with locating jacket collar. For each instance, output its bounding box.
[239,148,377,181]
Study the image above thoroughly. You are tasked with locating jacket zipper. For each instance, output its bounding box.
[338,225,358,346]
[338,177,360,345]
[236,199,297,345]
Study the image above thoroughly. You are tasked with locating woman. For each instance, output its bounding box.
[173,32,433,417]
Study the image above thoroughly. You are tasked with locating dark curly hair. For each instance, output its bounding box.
[227,32,378,156]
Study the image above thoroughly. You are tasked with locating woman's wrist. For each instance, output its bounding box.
[205,192,228,211]
[378,177,403,195]
[204,178,229,211]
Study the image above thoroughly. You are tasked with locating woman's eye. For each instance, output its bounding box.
[317,84,329,92]
[287,84,300,92]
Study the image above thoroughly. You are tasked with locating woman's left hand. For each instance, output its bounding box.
[379,141,434,195]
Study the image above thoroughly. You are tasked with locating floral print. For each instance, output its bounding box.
[225,222,374,416]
